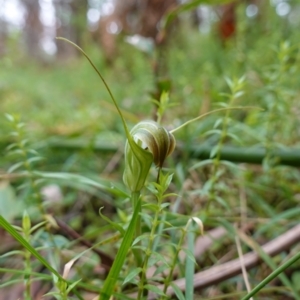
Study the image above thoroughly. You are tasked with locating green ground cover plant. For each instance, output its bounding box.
[0,1,300,299]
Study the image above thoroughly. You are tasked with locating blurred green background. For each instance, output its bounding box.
[1,0,300,237]
[1,0,300,298]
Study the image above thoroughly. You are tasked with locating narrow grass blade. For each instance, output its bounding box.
[185,224,196,300]
[99,193,141,300]
[0,215,64,281]
[242,250,300,300]
[171,282,185,300]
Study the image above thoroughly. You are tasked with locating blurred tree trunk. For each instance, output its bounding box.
[97,0,137,64]
[22,0,43,59]
[69,0,88,47]
[97,0,178,120]
[54,0,84,60]
[136,0,178,116]
[97,0,177,64]
[137,0,177,43]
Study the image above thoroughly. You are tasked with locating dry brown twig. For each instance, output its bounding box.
[129,223,300,299]
[53,217,114,271]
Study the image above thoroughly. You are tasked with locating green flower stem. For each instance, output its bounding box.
[100,195,142,300]
[264,43,290,164]
[201,79,247,211]
[170,106,260,134]
[12,121,45,214]
[161,228,186,298]
[56,38,154,194]
[23,213,32,300]
[24,248,32,300]
[137,204,161,299]
[206,97,237,211]
[131,191,143,268]
[241,250,300,300]
[56,37,129,136]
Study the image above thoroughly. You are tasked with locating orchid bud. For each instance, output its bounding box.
[123,120,176,192]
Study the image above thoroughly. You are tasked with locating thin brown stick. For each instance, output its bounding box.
[130,224,300,299]
[53,217,113,271]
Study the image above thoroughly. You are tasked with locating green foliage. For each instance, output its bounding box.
[100,192,141,300]
[1,2,300,299]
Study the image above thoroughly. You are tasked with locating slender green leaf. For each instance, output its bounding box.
[215,196,230,210]
[0,215,64,281]
[27,156,44,164]
[257,207,300,235]
[35,171,109,190]
[0,279,24,289]
[113,293,136,300]
[5,113,15,122]
[213,118,223,129]
[99,207,125,235]
[185,224,196,300]
[99,193,141,300]
[66,278,82,293]
[0,182,22,222]
[171,282,186,300]
[242,250,300,300]
[153,264,169,277]
[132,233,150,246]
[182,248,197,265]
[210,144,220,158]
[220,219,300,300]
[123,268,142,286]
[144,284,166,296]
[190,159,213,170]
[204,129,222,137]
[0,250,24,258]
[8,162,24,173]
[226,132,243,144]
